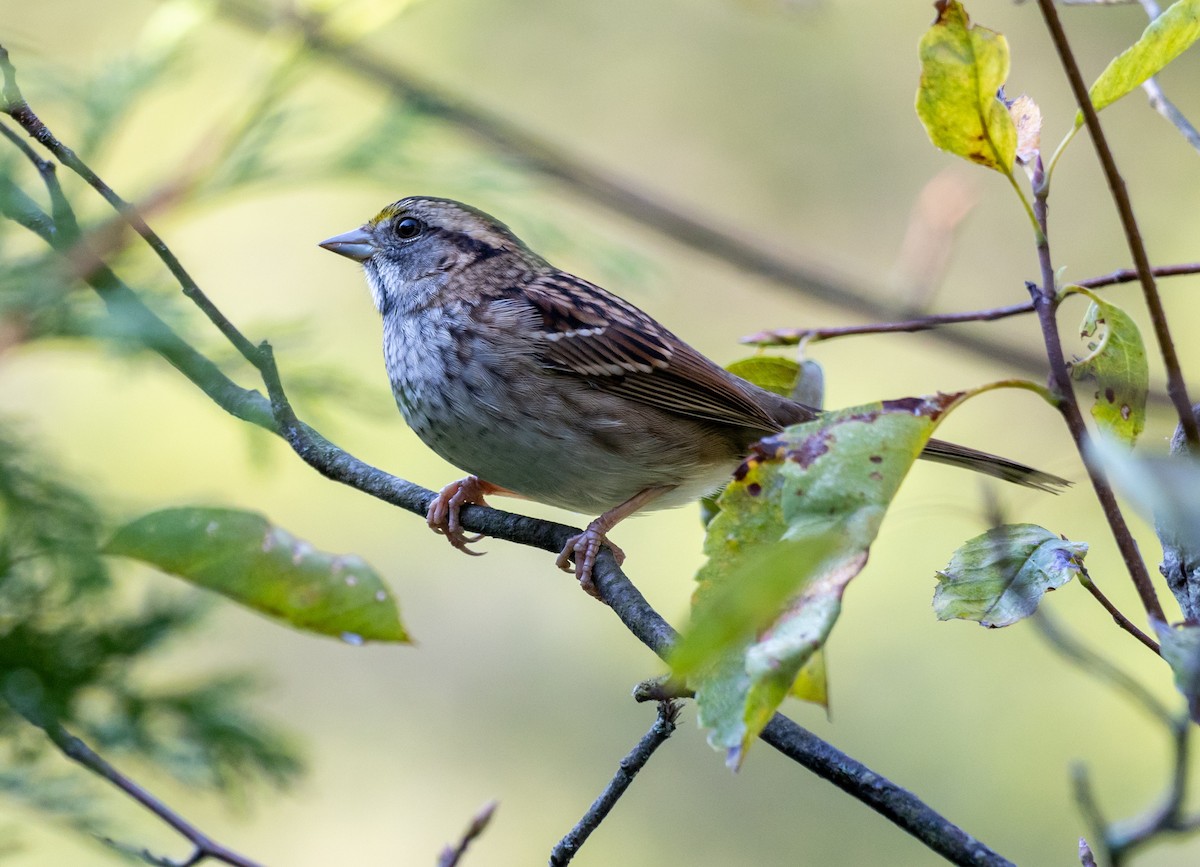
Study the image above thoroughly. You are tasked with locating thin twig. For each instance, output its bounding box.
[740,262,1200,346]
[1136,0,1200,152]
[1032,610,1171,723]
[1035,0,1200,449]
[437,801,498,867]
[21,717,263,867]
[549,701,681,866]
[1033,611,1191,865]
[0,45,263,365]
[1078,567,1160,654]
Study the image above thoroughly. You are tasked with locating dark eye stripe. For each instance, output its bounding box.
[436,228,501,262]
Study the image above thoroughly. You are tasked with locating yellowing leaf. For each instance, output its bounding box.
[676,392,969,767]
[790,649,827,707]
[1080,0,1200,125]
[934,524,1086,627]
[105,507,409,643]
[1067,291,1149,444]
[916,0,1017,173]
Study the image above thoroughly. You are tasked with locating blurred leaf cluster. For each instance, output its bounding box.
[0,425,302,841]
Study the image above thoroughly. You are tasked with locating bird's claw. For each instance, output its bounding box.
[427,476,493,557]
[556,525,626,598]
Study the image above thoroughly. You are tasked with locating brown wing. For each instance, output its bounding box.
[512,271,782,432]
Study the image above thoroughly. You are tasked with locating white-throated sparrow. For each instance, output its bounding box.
[320,197,1065,592]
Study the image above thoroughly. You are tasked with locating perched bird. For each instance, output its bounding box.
[320,196,1065,593]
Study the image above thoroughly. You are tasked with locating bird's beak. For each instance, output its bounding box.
[318,226,377,262]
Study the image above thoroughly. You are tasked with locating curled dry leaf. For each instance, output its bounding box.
[1009,93,1042,165]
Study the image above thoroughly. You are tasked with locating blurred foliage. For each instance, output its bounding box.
[0,424,302,844]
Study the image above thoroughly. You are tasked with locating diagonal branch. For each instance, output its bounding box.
[8,710,263,867]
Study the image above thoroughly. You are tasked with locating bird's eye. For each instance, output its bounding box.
[394,217,423,240]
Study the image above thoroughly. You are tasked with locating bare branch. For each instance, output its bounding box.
[10,712,263,867]
[549,701,680,866]
[1028,152,1166,624]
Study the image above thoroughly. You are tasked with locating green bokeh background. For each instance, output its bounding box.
[2,0,1199,864]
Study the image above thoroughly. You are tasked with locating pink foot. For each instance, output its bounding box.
[556,523,627,597]
[427,476,503,556]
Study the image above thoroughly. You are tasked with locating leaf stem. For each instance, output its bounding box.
[1005,167,1043,244]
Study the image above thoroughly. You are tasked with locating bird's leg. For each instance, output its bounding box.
[427,476,512,555]
[558,485,676,597]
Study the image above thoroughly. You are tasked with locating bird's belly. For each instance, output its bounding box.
[392,354,739,514]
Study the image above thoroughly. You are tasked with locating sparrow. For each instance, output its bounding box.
[320,197,1065,592]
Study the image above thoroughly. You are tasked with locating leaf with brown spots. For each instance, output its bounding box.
[673,392,970,768]
[1067,289,1148,444]
[105,507,409,643]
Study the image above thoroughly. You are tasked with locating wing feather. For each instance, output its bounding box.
[510,272,781,432]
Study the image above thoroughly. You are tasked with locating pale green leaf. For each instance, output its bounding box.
[725,356,801,398]
[916,0,1017,173]
[1089,436,1200,573]
[1068,293,1149,444]
[105,507,409,643]
[934,524,1086,627]
[1153,620,1200,722]
[1079,0,1200,125]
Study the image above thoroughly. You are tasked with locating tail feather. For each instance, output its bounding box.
[920,438,1068,492]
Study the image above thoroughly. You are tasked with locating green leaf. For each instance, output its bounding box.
[1153,620,1200,723]
[105,508,409,644]
[725,356,801,398]
[1079,0,1200,125]
[916,0,1017,173]
[1067,292,1149,444]
[934,524,1086,628]
[675,392,968,767]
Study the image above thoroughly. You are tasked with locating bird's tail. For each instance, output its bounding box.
[921,438,1068,492]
